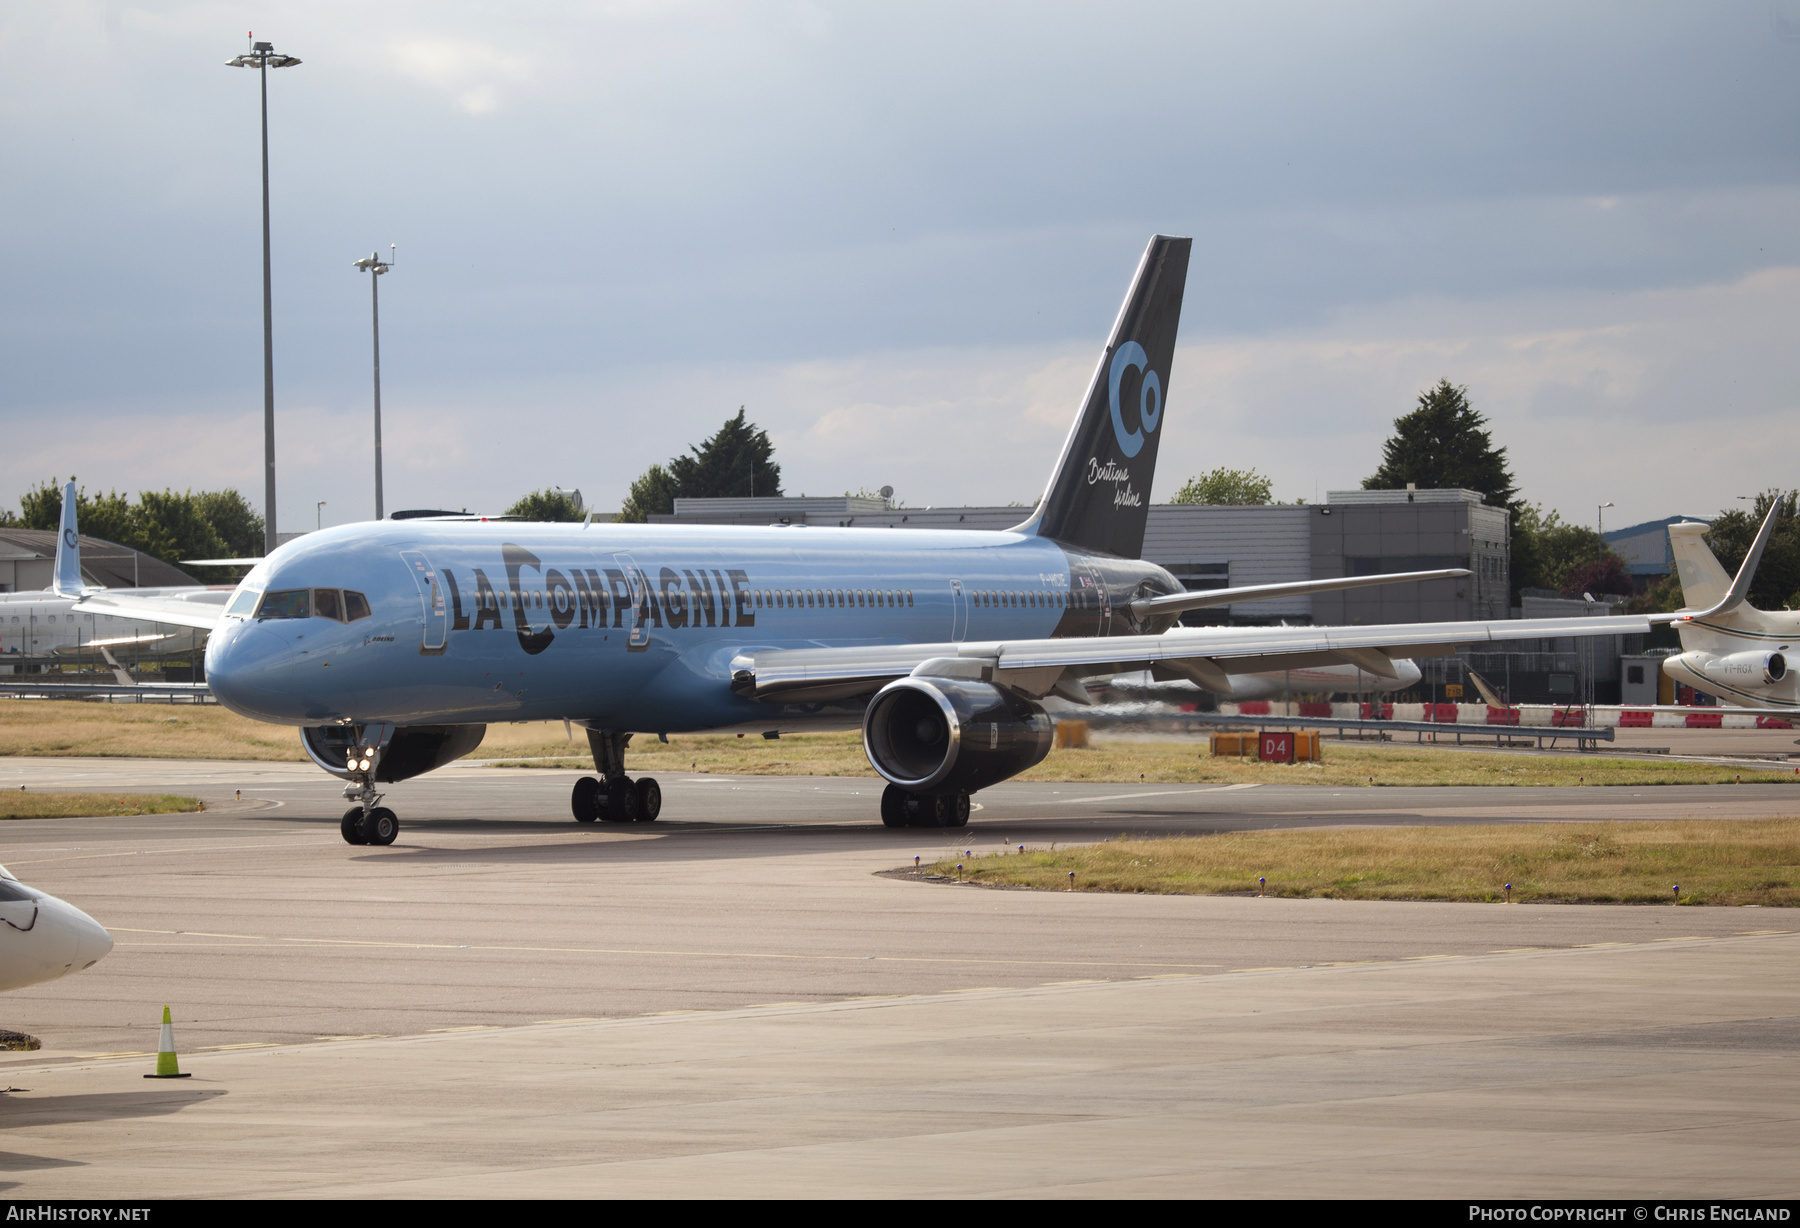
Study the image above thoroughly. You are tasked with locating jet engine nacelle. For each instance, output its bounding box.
[1700,650,1788,686]
[302,724,487,783]
[862,676,1054,794]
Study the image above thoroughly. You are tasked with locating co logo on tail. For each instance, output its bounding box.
[1107,341,1161,459]
[63,528,77,550]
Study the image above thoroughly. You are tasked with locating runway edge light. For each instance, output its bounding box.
[145,1005,191,1079]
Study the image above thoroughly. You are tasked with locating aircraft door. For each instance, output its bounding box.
[1084,564,1111,636]
[613,552,651,652]
[399,550,449,656]
[949,580,967,643]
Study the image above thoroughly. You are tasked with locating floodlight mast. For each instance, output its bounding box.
[226,34,301,555]
[353,247,395,520]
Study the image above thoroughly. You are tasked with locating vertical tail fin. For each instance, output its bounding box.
[1014,235,1192,558]
[52,480,85,597]
[1667,522,1730,610]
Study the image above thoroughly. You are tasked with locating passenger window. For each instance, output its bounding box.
[313,588,344,622]
[256,589,310,620]
[225,587,261,618]
[906,591,913,606]
[344,591,372,621]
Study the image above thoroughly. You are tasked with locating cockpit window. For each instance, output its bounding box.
[225,587,262,619]
[313,588,344,622]
[255,589,310,620]
[344,591,372,621]
[0,879,37,903]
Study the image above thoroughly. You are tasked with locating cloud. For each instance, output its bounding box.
[390,37,534,115]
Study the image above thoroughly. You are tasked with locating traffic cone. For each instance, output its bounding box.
[144,1005,191,1079]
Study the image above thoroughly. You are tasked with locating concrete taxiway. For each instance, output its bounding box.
[0,757,1794,1197]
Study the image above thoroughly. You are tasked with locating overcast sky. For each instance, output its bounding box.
[4,1,1799,534]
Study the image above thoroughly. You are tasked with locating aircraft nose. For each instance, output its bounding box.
[206,620,300,720]
[66,904,113,968]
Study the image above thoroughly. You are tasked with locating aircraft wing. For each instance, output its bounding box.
[732,614,1654,703]
[71,589,229,632]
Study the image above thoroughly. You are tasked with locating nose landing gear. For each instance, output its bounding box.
[879,784,970,828]
[339,736,398,846]
[570,729,662,825]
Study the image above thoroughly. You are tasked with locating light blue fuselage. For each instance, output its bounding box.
[206,520,1166,731]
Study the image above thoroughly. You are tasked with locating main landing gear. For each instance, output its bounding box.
[880,784,970,829]
[571,729,662,825]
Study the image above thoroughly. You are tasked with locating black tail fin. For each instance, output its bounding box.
[1017,235,1190,559]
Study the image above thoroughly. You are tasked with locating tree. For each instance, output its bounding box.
[616,408,783,522]
[9,478,267,579]
[616,464,681,524]
[1697,489,1800,611]
[1363,380,1518,509]
[505,489,583,522]
[667,408,781,500]
[1170,467,1274,505]
[1559,554,1634,601]
[1510,503,1625,596]
[192,490,265,558]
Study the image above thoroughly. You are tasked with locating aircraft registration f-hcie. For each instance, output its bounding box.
[74,236,1668,845]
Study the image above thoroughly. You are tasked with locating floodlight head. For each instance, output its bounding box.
[253,40,272,51]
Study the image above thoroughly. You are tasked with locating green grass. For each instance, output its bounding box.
[0,791,204,820]
[931,818,1800,906]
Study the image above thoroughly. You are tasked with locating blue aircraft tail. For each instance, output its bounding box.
[52,480,85,597]
[1016,235,1191,559]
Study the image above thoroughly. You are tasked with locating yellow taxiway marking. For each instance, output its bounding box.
[1491,947,1547,953]
[315,1034,387,1042]
[204,1043,278,1051]
[1230,966,1295,973]
[1736,929,1795,936]
[427,1026,499,1034]
[533,1018,606,1025]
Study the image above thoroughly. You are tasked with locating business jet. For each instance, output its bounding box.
[1660,503,1800,708]
[0,865,113,992]
[82,235,1662,844]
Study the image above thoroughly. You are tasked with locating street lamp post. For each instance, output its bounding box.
[1597,501,1614,560]
[226,34,301,555]
[317,501,327,532]
[353,248,395,520]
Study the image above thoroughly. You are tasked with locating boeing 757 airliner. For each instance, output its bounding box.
[76,236,1670,845]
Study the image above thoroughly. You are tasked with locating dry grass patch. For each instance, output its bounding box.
[934,818,1800,906]
[0,791,204,819]
[6,701,1794,790]
[490,730,1798,787]
[0,701,305,761]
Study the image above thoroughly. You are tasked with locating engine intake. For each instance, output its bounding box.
[302,724,487,783]
[1703,651,1788,686]
[863,677,1053,794]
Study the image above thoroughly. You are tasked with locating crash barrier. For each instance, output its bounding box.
[1227,701,1788,731]
[0,682,216,704]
